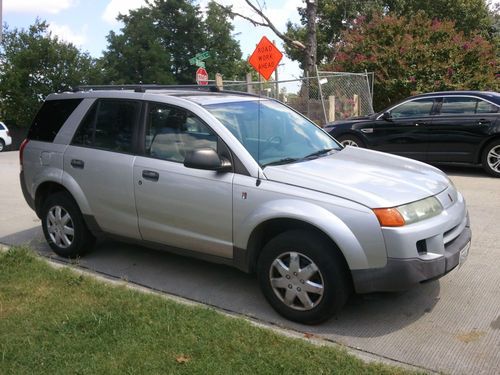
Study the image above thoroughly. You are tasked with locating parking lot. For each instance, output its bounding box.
[1,150,499,374]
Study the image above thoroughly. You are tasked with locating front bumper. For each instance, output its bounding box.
[352,219,471,293]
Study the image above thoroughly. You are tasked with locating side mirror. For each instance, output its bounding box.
[381,112,393,121]
[184,148,232,172]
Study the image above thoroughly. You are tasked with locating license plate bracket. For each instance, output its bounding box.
[459,241,471,268]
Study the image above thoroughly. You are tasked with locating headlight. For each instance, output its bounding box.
[396,196,443,225]
[373,196,443,227]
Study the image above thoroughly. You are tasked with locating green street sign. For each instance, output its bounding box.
[189,51,209,68]
[196,51,210,60]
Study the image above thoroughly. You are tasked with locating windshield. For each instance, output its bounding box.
[205,99,340,167]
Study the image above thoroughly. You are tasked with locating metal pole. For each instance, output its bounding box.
[273,40,279,100]
[316,65,328,124]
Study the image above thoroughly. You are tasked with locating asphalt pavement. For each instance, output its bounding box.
[1,150,499,374]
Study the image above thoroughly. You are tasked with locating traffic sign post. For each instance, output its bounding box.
[248,36,283,81]
[189,51,211,84]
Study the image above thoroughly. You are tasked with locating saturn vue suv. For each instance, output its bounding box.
[20,85,471,324]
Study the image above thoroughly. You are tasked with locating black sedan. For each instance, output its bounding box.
[325,91,500,177]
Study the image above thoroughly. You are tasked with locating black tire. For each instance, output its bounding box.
[337,134,365,148]
[0,139,5,152]
[481,140,500,177]
[41,192,95,258]
[257,230,351,324]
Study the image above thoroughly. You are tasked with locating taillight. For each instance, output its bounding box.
[19,139,29,169]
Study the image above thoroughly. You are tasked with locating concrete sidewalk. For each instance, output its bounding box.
[1,150,499,374]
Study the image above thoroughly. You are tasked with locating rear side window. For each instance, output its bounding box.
[0,123,4,130]
[72,99,140,153]
[27,99,83,142]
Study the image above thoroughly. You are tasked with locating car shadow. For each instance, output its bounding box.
[1,229,441,338]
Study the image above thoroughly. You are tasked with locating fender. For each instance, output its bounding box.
[60,170,93,215]
[236,198,373,270]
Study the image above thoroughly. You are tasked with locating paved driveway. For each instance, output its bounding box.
[1,150,499,374]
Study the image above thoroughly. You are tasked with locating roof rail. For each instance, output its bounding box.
[73,84,221,93]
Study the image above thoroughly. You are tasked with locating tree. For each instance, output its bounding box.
[328,12,499,110]
[203,2,243,80]
[285,0,495,70]
[102,0,245,84]
[0,20,100,126]
[102,8,175,84]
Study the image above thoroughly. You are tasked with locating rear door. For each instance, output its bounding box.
[369,98,436,161]
[133,102,234,258]
[64,99,142,239]
[426,96,499,163]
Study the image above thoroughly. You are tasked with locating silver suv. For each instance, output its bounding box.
[20,85,471,323]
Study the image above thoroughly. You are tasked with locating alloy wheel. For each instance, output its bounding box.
[487,145,500,173]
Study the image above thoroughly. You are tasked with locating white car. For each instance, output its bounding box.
[0,122,12,152]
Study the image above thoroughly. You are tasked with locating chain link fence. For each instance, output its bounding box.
[210,70,374,126]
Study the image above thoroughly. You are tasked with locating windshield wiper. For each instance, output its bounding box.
[302,148,337,159]
[262,157,300,167]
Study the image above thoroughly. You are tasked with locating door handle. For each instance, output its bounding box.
[361,128,373,133]
[142,170,159,181]
[477,119,490,125]
[70,159,84,169]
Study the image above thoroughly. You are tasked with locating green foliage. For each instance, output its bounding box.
[328,12,499,110]
[102,8,175,84]
[0,20,101,127]
[102,0,245,84]
[0,247,415,375]
[285,0,495,72]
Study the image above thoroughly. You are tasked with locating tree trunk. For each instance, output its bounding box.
[304,0,317,77]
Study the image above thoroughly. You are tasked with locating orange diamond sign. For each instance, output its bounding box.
[248,36,283,81]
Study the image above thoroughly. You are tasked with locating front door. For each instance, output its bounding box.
[369,98,436,161]
[133,102,234,258]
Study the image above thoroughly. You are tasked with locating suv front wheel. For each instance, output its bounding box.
[41,192,95,258]
[257,230,351,324]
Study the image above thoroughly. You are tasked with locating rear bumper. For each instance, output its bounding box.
[352,222,471,293]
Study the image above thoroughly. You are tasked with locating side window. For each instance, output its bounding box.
[390,99,434,119]
[0,123,4,130]
[145,103,217,163]
[28,99,83,142]
[72,99,140,153]
[440,97,477,115]
[476,100,499,114]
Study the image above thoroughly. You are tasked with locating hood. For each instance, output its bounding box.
[263,147,449,208]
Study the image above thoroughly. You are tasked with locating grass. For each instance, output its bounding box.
[0,247,417,375]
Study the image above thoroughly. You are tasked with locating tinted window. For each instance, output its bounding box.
[0,123,4,130]
[145,103,217,163]
[28,99,82,142]
[390,99,434,119]
[476,100,499,114]
[440,97,477,115]
[72,99,140,153]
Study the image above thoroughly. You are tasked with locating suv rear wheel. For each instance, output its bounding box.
[41,192,95,258]
[0,139,5,152]
[257,230,351,324]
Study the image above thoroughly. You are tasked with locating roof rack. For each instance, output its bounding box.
[73,84,221,93]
